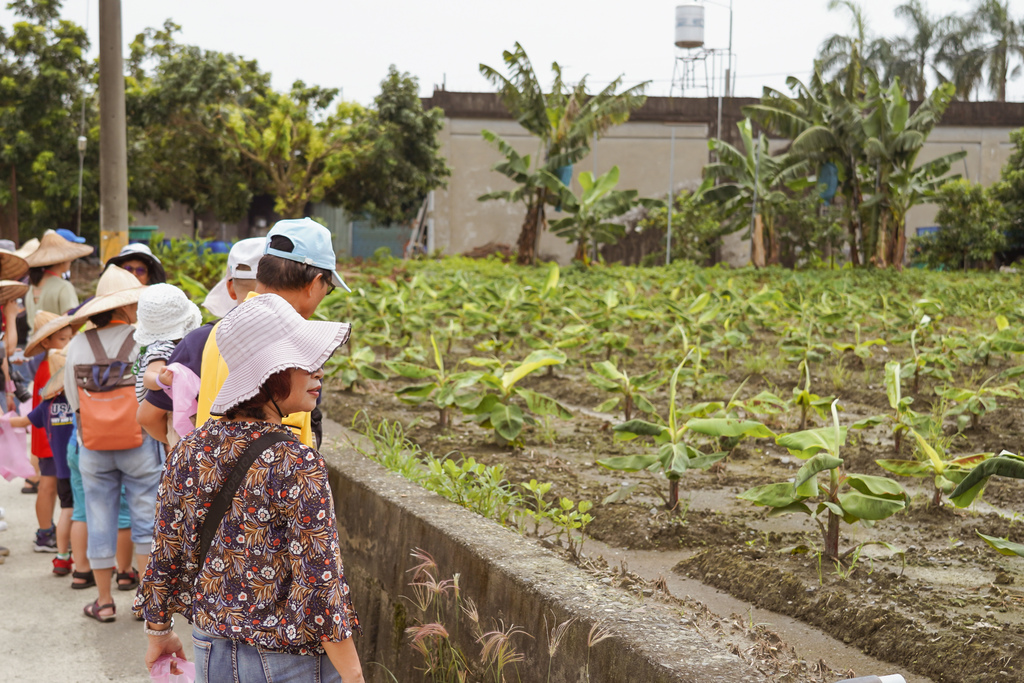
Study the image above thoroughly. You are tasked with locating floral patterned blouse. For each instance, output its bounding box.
[133,419,360,655]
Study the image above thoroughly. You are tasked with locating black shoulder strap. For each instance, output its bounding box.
[196,431,296,573]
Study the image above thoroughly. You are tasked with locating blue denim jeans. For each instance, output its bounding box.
[78,434,162,569]
[192,627,343,683]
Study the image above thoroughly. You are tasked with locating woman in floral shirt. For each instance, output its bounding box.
[134,293,363,682]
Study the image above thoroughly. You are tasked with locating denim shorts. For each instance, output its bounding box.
[78,434,162,568]
[66,427,131,527]
[192,627,343,683]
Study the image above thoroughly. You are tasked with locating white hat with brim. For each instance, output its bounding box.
[24,312,73,358]
[67,265,146,327]
[40,348,67,400]
[0,280,28,307]
[203,278,235,318]
[134,283,202,347]
[210,293,350,416]
[0,249,28,282]
[25,230,93,268]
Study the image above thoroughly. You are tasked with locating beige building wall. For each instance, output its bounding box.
[432,118,709,262]
[430,113,1021,266]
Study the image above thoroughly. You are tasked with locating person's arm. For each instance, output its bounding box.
[322,639,364,682]
[3,302,15,358]
[5,414,30,428]
[144,626,185,672]
[137,400,169,445]
[142,359,168,392]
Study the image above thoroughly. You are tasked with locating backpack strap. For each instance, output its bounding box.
[114,332,136,363]
[84,329,110,363]
[195,431,296,574]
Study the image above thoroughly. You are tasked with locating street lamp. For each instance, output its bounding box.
[76,134,87,236]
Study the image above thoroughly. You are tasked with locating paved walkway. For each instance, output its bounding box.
[0,473,193,682]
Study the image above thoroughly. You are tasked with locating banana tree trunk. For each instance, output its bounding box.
[517,190,548,266]
[847,160,863,267]
[765,214,780,265]
[751,214,766,268]
[889,210,907,270]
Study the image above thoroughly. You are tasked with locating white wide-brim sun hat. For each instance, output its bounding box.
[134,283,202,347]
[210,293,351,416]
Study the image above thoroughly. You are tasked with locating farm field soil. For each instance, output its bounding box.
[325,354,1024,683]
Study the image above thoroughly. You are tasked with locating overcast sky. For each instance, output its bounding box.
[3,0,1023,105]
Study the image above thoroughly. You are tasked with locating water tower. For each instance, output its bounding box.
[670,2,733,99]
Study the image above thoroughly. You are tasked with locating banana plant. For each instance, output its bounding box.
[949,451,1024,508]
[971,315,1024,366]
[832,322,886,360]
[937,374,1023,431]
[586,359,662,420]
[876,429,992,507]
[325,346,388,390]
[599,358,774,510]
[738,400,910,562]
[851,361,926,454]
[384,335,480,429]
[791,359,835,430]
[453,349,572,446]
[901,323,954,393]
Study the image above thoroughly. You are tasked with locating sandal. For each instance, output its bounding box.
[83,599,116,623]
[116,567,139,591]
[71,570,96,590]
[20,479,38,494]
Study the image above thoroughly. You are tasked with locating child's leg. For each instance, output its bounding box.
[55,478,73,555]
[71,520,90,577]
[35,474,56,528]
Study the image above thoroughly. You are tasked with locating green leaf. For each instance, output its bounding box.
[490,403,524,442]
[837,491,906,521]
[613,419,665,438]
[602,482,639,504]
[776,426,847,459]
[845,474,906,499]
[793,454,842,495]
[659,442,690,474]
[851,415,886,429]
[597,455,660,472]
[738,482,800,507]
[591,360,625,383]
[688,450,729,470]
[357,365,388,381]
[541,262,560,297]
[950,456,1024,507]
[685,418,774,439]
[384,361,437,380]
[500,349,566,392]
[595,397,621,413]
[395,382,438,401]
[767,502,813,517]
[875,459,933,478]
[516,388,573,419]
[977,532,1024,557]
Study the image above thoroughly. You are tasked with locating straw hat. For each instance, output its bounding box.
[14,238,39,260]
[66,265,145,327]
[24,311,73,358]
[24,230,93,268]
[0,279,28,306]
[134,283,201,347]
[40,348,67,400]
[210,293,350,415]
[0,249,28,282]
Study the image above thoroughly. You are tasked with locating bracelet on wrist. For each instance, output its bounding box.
[145,617,174,637]
[155,375,172,392]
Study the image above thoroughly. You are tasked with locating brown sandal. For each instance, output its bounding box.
[71,570,96,589]
[116,567,139,591]
[83,599,116,623]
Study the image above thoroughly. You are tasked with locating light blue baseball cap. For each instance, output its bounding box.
[264,217,350,292]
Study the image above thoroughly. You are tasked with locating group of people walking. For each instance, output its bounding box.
[1,220,364,682]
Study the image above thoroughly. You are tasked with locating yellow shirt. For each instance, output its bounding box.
[195,292,313,446]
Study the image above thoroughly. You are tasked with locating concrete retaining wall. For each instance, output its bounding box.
[321,424,766,682]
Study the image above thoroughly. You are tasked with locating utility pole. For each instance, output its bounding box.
[98,0,128,263]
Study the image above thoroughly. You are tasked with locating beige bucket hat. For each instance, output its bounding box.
[210,293,350,416]
[24,311,73,358]
[40,348,68,400]
[0,280,28,307]
[25,230,93,268]
[66,265,145,327]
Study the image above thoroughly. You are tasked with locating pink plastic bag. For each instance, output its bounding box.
[150,654,195,683]
[165,363,201,439]
[0,405,33,481]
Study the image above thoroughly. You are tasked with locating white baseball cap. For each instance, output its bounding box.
[210,293,351,415]
[203,238,266,318]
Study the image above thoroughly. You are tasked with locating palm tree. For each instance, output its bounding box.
[941,0,1024,101]
[478,44,647,265]
[886,1,955,100]
[703,119,808,266]
[818,0,889,96]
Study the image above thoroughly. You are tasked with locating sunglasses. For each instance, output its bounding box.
[122,265,148,277]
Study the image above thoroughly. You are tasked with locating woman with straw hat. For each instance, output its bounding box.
[24,229,92,335]
[63,265,159,624]
[135,293,363,682]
